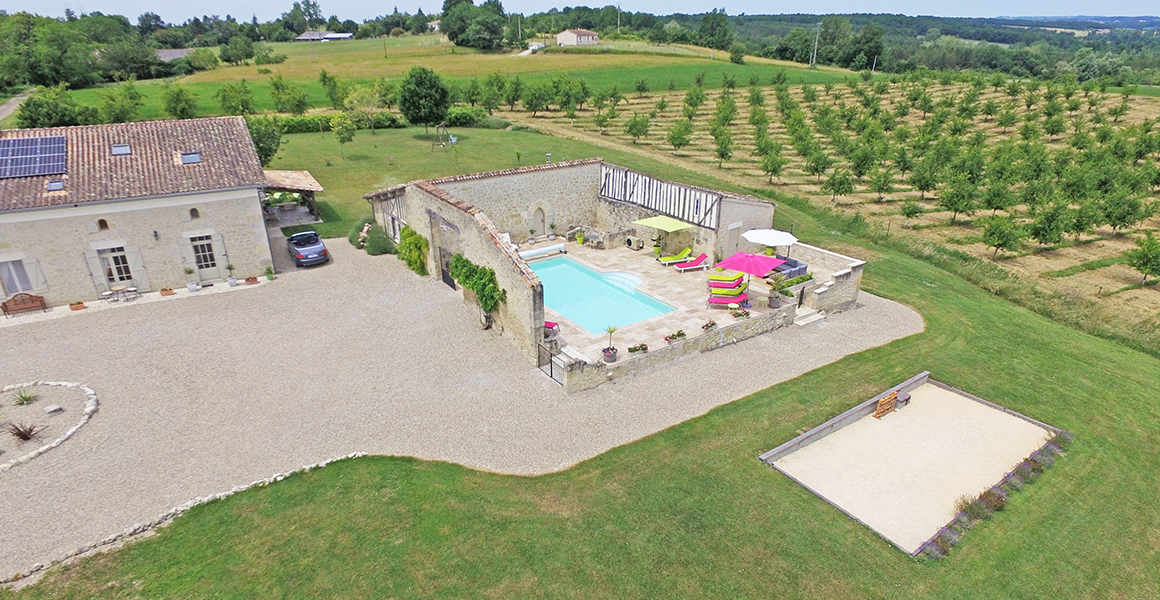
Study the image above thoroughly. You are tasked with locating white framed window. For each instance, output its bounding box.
[98,247,133,283]
[0,260,33,295]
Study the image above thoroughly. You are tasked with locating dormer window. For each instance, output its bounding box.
[111,144,131,156]
[181,152,202,164]
[46,179,65,191]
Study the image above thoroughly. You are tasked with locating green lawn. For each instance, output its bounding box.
[5,129,1160,599]
[271,125,763,238]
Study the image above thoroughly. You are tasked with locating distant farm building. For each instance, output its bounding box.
[556,29,598,46]
[295,31,354,41]
[155,48,194,62]
[427,20,440,32]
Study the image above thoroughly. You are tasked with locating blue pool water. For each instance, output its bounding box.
[530,256,674,335]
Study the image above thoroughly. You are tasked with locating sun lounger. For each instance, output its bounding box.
[707,293,747,307]
[675,253,709,272]
[709,282,748,297]
[657,247,692,265]
[708,276,745,289]
[707,270,744,284]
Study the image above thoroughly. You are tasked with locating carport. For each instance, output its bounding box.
[263,170,325,273]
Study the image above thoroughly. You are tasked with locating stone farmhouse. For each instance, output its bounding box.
[0,117,273,306]
[556,28,599,46]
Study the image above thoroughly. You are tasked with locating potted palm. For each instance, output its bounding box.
[226,263,238,286]
[548,223,557,240]
[184,267,199,292]
[601,324,619,363]
[767,273,786,308]
[528,228,537,245]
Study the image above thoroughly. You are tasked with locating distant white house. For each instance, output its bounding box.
[295,31,354,41]
[427,20,440,32]
[556,28,598,46]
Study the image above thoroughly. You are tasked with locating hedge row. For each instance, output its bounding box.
[277,112,404,134]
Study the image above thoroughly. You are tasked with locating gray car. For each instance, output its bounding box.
[287,231,329,267]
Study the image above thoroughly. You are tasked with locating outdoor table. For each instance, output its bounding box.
[110,284,127,301]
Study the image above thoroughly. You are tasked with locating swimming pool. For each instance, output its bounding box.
[530,256,674,335]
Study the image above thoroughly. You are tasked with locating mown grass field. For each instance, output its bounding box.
[52,36,852,124]
[4,129,1159,598]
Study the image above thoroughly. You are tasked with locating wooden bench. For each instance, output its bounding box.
[872,391,898,419]
[2,293,47,318]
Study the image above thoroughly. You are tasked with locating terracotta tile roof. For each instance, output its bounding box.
[263,169,324,192]
[0,117,265,214]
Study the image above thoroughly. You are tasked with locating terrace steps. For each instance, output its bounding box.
[794,308,825,327]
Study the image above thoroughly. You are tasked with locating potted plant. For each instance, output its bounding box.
[264,266,275,281]
[245,276,259,285]
[701,319,717,331]
[528,228,537,244]
[575,231,585,245]
[160,287,175,296]
[69,301,85,311]
[652,234,662,256]
[664,330,687,344]
[767,273,786,308]
[602,324,619,363]
[226,263,238,286]
[184,267,199,292]
[548,223,557,240]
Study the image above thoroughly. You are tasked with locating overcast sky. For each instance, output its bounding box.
[6,0,1156,24]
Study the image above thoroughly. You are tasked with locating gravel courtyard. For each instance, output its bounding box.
[0,242,923,577]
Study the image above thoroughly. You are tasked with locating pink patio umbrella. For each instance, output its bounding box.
[714,252,787,282]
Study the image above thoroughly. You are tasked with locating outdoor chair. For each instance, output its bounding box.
[708,276,745,289]
[675,253,710,272]
[96,283,115,302]
[124,279,140,299]
[657,247,692,265]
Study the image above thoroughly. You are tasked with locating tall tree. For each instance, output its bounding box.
[331,113,356,158]
[398,66,450,134]
[245,116,284,166]
[697,9,733,52]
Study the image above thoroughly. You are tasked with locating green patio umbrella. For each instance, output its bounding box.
[633,216,692,253]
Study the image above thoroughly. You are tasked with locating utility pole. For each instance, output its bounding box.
[809,22,820,69]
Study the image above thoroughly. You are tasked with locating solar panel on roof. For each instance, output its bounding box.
[0,136,67,180]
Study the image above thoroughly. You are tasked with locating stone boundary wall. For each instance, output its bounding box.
[1,452,368,585]
[0,381,98,473]
[758,371,932,465]
[403,185,543,362]
[561,303,797,393]
[436,161,601,243]
[793,243,865,313]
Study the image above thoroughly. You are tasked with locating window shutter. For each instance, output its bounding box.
[123,245,150,291]
[83,250,105,290]
[23,258,48,293]
[210,234,227,279]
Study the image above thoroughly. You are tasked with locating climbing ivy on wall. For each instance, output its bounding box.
[398,226,429,276]
[449,254,508,314]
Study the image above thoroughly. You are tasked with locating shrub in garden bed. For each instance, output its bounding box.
[348,216,375,247]
[364,225,397,255]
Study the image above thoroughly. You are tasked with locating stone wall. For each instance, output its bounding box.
[717,196,776,257]
[793,243,865,313]
[0,189,271,306]
[561,302,797,393]
[593,198,715,258]
[402,185,543,362]
[435,161,601,243]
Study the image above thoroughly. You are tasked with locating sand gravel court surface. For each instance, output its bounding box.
[772,383,1054,553]
[0,242,923,576]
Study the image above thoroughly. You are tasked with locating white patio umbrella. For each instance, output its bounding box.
[742,229,798,256]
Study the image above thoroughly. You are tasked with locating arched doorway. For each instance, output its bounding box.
[532,207,546,238]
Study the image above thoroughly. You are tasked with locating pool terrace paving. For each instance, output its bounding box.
[0,242,922,577]
[539,244,827,362]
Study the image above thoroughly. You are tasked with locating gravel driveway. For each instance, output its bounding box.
[0,242,923,577]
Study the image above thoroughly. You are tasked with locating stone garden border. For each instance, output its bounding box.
[2,451,368,585]
[0,381,98,473]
